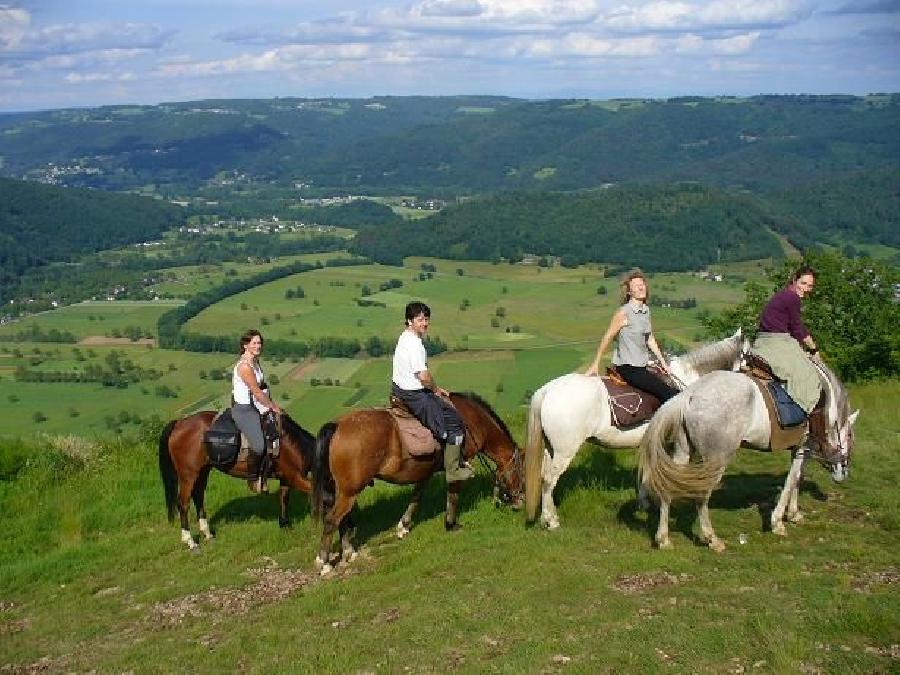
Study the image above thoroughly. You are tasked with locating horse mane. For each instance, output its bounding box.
[677,332,744,374]
[454,391,514,442]
[281,413,316,464]
[811,360,849,422]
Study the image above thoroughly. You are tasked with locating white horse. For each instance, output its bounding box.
[638,358,858,551]
[524,329,747,529]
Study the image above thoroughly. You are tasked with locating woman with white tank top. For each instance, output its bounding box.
[231,329,281,492]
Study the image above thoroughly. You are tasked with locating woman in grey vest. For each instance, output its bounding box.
[585,269,679,402]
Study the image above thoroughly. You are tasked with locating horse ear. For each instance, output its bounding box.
[848,409,860,426]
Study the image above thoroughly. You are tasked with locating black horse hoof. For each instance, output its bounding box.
[445,521,463,532]
[279,517,292,529]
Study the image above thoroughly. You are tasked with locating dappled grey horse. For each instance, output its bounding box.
[525,329,748,529]
[638,358,858,551]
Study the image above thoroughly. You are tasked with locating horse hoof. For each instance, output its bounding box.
[708,539,726,553]
[279,518,292,529]
[772,522,787,537]
[786,512,804,524]
[656,539,673,550]
[445,521,463,532]
[343,550,358,564]
[319,563,333,577]
[189,545,202,555]
[396,523,409,540]
[542,518,560,531]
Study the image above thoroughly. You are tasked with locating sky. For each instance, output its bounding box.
[1,0,898,112]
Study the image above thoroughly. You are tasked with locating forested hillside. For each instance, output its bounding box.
[352,184,785,270]
[0,178,182,288]
[1,95,897,194]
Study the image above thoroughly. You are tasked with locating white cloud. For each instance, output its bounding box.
[604,0,812,33]
[0,5,30,50]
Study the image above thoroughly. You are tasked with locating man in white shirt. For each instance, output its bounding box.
[392,301,473,484]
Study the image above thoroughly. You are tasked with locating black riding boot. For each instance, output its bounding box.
[247,452,264,493]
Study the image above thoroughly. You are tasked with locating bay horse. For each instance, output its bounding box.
[638,358,858,551]
[311,392,523,574]
[524,329,748,529]
[158,411,316,551]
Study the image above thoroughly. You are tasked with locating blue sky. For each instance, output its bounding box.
[1,0,898,112]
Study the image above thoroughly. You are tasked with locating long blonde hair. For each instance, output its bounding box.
[621,268,650,303]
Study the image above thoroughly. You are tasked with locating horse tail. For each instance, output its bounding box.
[637,396,725,502]
[158,419,179,523]
[311,421,337,521]
[524,385,548,523]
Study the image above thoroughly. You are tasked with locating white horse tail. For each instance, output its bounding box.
[638,396,725,502]
[524,385,548,523]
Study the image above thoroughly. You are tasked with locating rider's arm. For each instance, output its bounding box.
[586,308,626,376]
[417,368,448,397]
[646,333,670,373]
[238,362,281,413]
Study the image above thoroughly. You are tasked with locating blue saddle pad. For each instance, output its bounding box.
[766,381,807,428]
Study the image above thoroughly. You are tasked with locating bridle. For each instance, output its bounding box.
[476,445,524,505]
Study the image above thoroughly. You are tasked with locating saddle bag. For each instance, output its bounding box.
[766,381,807,428]
[204,409,241,466]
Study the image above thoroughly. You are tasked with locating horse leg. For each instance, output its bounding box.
[445,480,463,531]
[655,496,673,549]
[540,448,568,530]
[178,475,199,552]
[697,489,726,553]
[339,511,358,564]
[316,490,355,575]
[786,449,807,524]
[772,449,805,535]
[397,480,427,539]
[191,467,214,541]
[278,483,291,529]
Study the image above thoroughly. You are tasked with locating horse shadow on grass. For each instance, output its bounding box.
[339,472,513,548]
[208,484,312,532]
[616,468,828,546]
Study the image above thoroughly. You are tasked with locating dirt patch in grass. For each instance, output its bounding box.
[851,567,900,593]
[611,571,693,594]
[78,336,156,347]
[287,358,318,381]
[148,559,314,628]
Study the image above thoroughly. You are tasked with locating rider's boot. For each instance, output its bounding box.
[247,452,264,493]
[444,442,473,483]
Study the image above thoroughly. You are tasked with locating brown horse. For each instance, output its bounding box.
[311,392,523,573]
[158,411,316,550]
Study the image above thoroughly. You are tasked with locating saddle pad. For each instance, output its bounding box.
[601,376,661,428]
[749,377,808,451]
[388,407,441,457]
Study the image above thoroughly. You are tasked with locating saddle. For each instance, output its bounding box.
[740,355,808,451]
[388,397,442,457]
[203,409,281,467]
[601,367,662,428]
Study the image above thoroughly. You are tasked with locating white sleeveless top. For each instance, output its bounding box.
[232,358,269,412]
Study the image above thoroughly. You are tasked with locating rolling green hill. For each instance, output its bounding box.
[1,95,897,194]
[0,177,183,290]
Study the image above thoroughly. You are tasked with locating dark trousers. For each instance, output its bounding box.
[391,384,465,444]
[616,365,679,402]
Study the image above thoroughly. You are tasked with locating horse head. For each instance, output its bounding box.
[451,392,524,509]
[810,359,860,482]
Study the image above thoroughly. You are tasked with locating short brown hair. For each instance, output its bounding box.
[238,329,264,354]
[792,265,816,282]
[621,268,649,303]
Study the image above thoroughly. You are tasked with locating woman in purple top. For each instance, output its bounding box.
[752,266,822,413]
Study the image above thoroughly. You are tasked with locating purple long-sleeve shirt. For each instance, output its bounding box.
[758,287,810,342]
